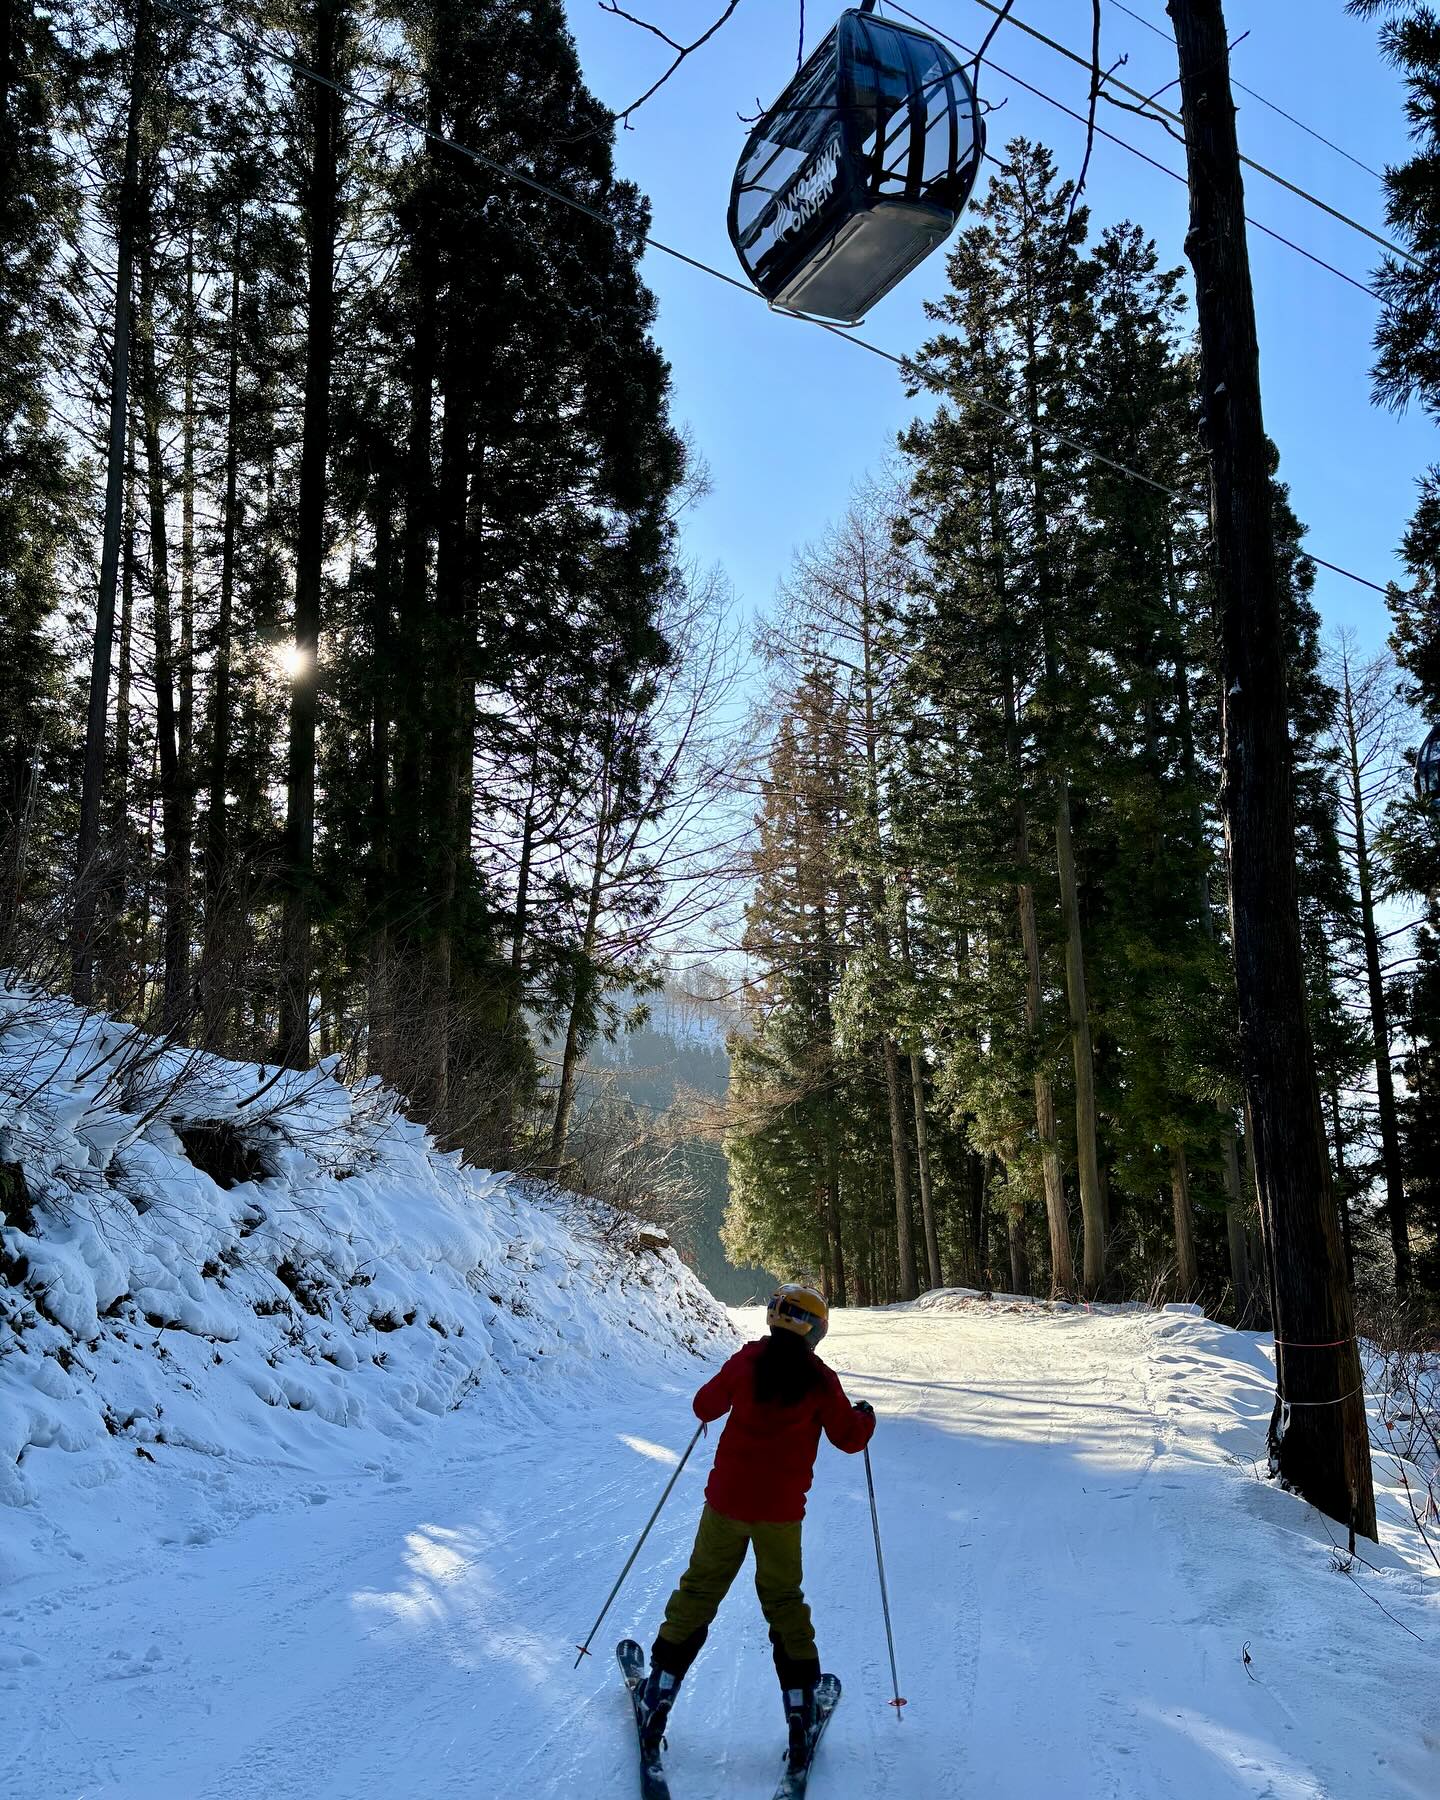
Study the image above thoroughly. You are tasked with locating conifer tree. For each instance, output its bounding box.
[0,0,76,962]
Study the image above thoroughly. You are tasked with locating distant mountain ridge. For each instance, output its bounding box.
[581,980,773,1305]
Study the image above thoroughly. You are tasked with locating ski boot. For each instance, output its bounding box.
[638,1667,682,1760]
[783,1681,818,1770]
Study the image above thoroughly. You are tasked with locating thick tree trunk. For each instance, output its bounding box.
[201,252,242,1040]
[365,484,396,1080]
[1221,1127,1252,1318]
[1008,1203,1031,1297]
[1170,0,1375,1536]
[979,1152,996,1292]
[279,0,346,1069]
[139,230,190,1031]
[179,228,196,839]
[421,319,474,1120]
[73,0,150,1001]
[824,1140,846,1307]
[392,86,442,907]
[908,1050,942,1289]
[852,563,918,1303]
[1054,783,1105,1291]
[550,815,607,1166]
[1170,1143,1199,1298]
[880,1036,919,1300]
[1002,653,1074,1296]
[103,412,138,1003]
[1328,1083,1357,1285]
[897,899,941,1290]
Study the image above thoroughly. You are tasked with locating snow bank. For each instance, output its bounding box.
[0,985,735,1541]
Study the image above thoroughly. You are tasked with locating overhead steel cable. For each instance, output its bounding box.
[884,0,1379,300]
[963,0,1422,269]
[156,0,1391,600]
[1108,0,1384,182]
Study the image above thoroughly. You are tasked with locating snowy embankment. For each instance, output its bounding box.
[0,985,735,1573]
[4,995,1439,1798]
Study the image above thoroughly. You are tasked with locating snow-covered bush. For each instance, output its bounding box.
[0,984,734,1514]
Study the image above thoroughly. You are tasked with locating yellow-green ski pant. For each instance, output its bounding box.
[653,1505,818,1682]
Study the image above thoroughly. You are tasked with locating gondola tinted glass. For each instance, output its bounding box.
[728,8,985,324]
[1419,723,1440,805]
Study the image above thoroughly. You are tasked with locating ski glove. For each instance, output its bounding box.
[854,1400,874,1419]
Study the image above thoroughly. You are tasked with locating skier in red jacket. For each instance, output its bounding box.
[637,1283,875,1767]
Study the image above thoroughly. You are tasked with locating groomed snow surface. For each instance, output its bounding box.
[3,993,1439,1798]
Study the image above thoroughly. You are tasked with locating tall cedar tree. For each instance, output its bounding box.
[1,0,76,964]
[1170,0,1375,1535]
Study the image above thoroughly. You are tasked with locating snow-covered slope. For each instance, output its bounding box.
[0,987,734,1575]
[8,1269,1439,1798]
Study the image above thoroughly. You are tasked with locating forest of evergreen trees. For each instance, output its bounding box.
[2,0,1438,1344]
[719,126,1440,1322]
[1,0,748,1194]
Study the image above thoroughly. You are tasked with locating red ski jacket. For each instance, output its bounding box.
[693,1339,874,1524]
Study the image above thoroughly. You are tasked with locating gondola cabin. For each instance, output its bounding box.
[1419,723,1440,806]
[728,4,985,324]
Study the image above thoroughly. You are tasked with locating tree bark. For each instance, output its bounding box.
[1054,782,1105,1291]
[365,481,396,1079]
[880,1035,919,1299]
[897,898,941,1290]
[392,85,443,908]
[1170,1143,1199,1298]
[1221,1127,1252,1318]
[1008,1202,1031,1296]
[1327,1082,1357,1285]
[550,814,608,1165]
[104,410,138,1003]
[1337,662,1412,1291]
[73,0,150,1002]
[824,1138,847,1307]
[855,555,918,1301]
[1169,0,1375,1536]
[139,220,190,1031]
[201,249,242,1039]
[279,0,346,1069]
[1002,649,1074,1297]
[421,311,474,1121]
[179,226,196,841]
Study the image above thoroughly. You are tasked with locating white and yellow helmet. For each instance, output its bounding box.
[766,1282,829,1347]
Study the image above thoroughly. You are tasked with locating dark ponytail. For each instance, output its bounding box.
[753,1327,827,1407]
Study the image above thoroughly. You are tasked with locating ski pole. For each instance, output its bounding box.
[863,1442,907,1719]
[574,1420,705,1669]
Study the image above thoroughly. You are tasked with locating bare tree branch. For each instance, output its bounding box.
[1065,0,1105,232]
[969,0,1019,97]
[600,0,747,127]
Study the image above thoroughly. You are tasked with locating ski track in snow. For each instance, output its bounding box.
[10,1301,1440,1800]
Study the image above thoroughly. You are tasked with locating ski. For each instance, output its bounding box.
[770,1674,842,1800]
[616,1639,672,1800]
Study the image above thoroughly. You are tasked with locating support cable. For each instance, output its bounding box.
[1108,0,1384,182]
[886,0,1380,301]
[154,0,1393,600]
[963,0,1422,268]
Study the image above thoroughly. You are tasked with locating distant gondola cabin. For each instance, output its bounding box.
[728,6,985,324]
[1419,723,1440,805]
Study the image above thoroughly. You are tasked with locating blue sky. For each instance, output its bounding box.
[561,0,1434,657]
